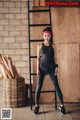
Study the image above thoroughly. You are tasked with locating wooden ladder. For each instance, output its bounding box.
[28,0,57,110]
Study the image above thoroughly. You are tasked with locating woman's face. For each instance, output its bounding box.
[43,32,51,43]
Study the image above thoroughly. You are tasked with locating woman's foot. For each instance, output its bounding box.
[59,105,66,114]
[34,105,40,115]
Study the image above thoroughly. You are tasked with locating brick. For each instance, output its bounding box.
[21,31,28,37]
[0,8,9,14]
[21,55,29,60]
[16,14,27,19]
[0,31,9,37]
[0,80,3,85]
[4,25,16,31]
[4,2,15,7]
[9,2,15,7]
[0,37,3,42]
[4,2,9,7]
[4,49,15,55]
[0,43,10,49]
[16,25,28,31]
[10,0,22,1]
[21,67,29,73]
[10,19,21,25]
[0,2,3,7]
[9,43,21,48]
[26,61,29,66]
[15,2,21,7]
[10,8,21,13]
[22,0,29,1]
[4,14,16,19]
[15,49,28,55]
[21,14,27,19]
[15,14,21,19]
[21,73,29,79]
[0,19,9,25]
[26,2,28,8]
[0,14,3,19]
[4,37,15,42]
[22,43,28,48]
[15,61,27,67]
[15,37,27,42]
[0,49,3,54]
[10,31,21,37]
[21,8,27,13]
[0,26,3,30]
[12,55,21,61]
[21,19,28,25]
[21,2,27,7]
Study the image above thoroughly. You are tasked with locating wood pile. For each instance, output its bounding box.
[0,54,19,80]
[0,54,27,108]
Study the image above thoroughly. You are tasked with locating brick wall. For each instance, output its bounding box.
[0,0,33,83]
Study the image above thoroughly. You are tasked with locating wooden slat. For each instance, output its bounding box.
[59,43,79,102]
[51,8,80,44]
[34,0,45,6]
[32,7,80,102]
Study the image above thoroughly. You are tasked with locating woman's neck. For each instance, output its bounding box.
[43,41,50,46]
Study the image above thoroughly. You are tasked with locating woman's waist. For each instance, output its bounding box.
[40,60,55,65]
[40,62,55,69]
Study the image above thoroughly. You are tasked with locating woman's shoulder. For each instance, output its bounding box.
[37,43,43,49]
[52,44,57,50]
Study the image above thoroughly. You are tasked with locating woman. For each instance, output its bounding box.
[34,27,66,114]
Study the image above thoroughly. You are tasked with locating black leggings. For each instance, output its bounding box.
[35,70,63,105]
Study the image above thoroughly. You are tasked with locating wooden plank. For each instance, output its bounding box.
[51,8,80,44]
[59,43,79,102]
[31,8,50,40]
[34,0,39,6]
[32,7,80,103]
[34,0,45,6]
[40,0,45,6]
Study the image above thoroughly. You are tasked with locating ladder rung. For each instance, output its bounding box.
[30,39,44,42]
[31,73,37,75]
[30,56,37,58]
[32,90,55,93]
[29,9,49,12]
[29,24,51,27]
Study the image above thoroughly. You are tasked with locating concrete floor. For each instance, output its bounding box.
[0,97,80,120]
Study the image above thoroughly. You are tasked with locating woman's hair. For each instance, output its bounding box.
[43,27,53,45]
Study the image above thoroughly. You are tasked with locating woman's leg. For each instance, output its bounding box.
[35,72,45,106]
[49,71,66,114]
[48,72,63,105]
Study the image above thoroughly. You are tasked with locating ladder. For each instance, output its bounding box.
[28,0,57,110]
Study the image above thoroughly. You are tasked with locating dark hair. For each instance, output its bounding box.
[43,27,53,45]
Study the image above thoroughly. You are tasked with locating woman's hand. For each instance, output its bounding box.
[54,67,58,75]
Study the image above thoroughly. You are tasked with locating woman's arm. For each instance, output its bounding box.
[53,44,58,64]
[52,44,58,75]
[37,44,41,76]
